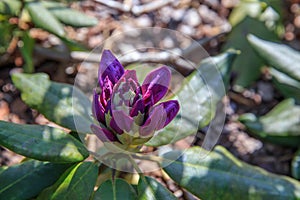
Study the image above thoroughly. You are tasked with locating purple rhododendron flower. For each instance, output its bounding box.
[91,50,179,145]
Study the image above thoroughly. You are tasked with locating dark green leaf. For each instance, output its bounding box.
[19,31,35,73]
[270,68,300,103]
[162,146,300,200]
[0,120,89,162]
[0,0,21,16]
[94,178,136,200]
[146,50,238,146]
[42,1,98,27]
[292,149,300,180]
[25,1,65,37]
[0,160,70,200]
[223,17,278,87]
[60,36,88,51]
[240,99,300,147]
[137,176,176,200]
[248,34,300,82]
[37,162,98,200]
[0,20,15,54]
[11,73,93,133]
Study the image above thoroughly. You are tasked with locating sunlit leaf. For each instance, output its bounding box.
[11,73,93,133]
[137,176,176,200]
[0,0,21,16]
[25,1,65,37]
[162,146,300,199]
[248,34,300,82]
[38,162,98,200]
[0,121,89,162]
[42,1,98,27]
[240,99,300,147]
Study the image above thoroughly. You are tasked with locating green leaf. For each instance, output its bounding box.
[0,160,71,200]
[94,178,137,200]
[25,1,65,37]
[162,146,300,199]
[0,20,15,54]
[60,36,88,51]
[0,121,89,162]
[248,34,300,82]
[223,17,278,87]
[42,1,98,27]
[19,31,35,73]
[11,73,93,133]
[269,68,300,103]
[240,99,300,147]
[37,162,98,200]
[137,176,176,200]
[292,149,300,180]
[0,0,21,16]
[146,50,238,147]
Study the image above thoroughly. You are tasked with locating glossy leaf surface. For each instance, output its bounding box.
[0,121,89,162]
[11,73,93,133]
[162,146,300,199]
[0,160,70,200]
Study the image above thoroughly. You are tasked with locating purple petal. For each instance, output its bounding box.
[159,100,180,128]
[99,50,124,87]
[141,66,171,107]
[92,90,105,123]
[109,117,124,135]
[130,99,145,117]
[111,110,134,133]
[100,76,113,107]
[139,104,166,137]
[90,124,117,142]
[139,100,179,137]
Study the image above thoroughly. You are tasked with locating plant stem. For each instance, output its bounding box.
[128,154,147,184]
[131,153,164,163]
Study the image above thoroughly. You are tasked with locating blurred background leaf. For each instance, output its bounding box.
[239,99,300,147]
[42,1,98,27]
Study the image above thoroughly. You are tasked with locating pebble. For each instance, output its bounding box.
[183,9,201,27]
[178,24,194,36]
[171,9,185,21]
[198,5,220,25]
[135,14,152,27]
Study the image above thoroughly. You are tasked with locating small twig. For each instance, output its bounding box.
[70,51,195,74]
[131,0,174,16]
[128,154,148,184]
[94,0,131,12]
[131,153,164,163]
[94,0,173,16]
